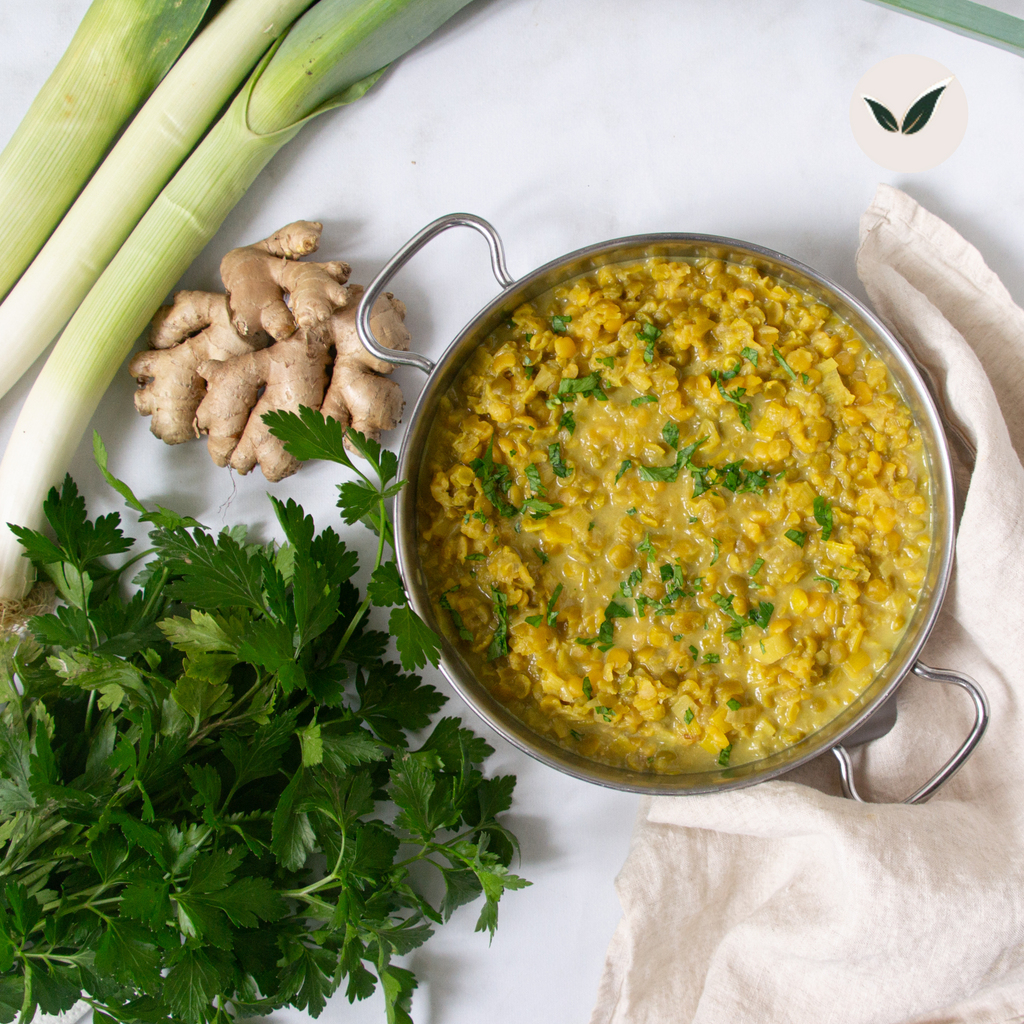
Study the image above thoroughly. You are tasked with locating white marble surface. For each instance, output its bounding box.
[2,2,1024,1022]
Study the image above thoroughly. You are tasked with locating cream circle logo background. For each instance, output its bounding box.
[850,54,968,171]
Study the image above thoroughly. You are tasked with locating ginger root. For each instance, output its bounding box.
[130,222,409,481]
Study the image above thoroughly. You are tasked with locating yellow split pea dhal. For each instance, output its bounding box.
[417,256,931,774]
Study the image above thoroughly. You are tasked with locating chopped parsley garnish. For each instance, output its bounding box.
[814,496,833,542]
[582,677,593,700]
[465,552,487,561]
[773,346,798,381]
[598,357,616,368]
[717,744,732,766]
[551,313,572,333]
[536,548,549,564]
[673,634,682,641]
[785,529,807,547]
[626,507,637,516]
[684,708,695,724]
[703,653,721,664]
[525,462,545,496]
[716,380,752,431]
[620,568,643,599]
[814,574,840,592]
[636,321,662,342]
[712,593,748,641]
[521,498,563,520]
[639,435,706,485]
[588,520,595,531]
[689,645,699,657]
[741,346,759,366]
[747,601,774,629]
[662,421,680,448]
[710,538,721,565]
[556,372,608,402]
[486,586,510,661]
[749,557,765,577]
[688,515,699,523]
[636,321,662,363]
[693,576,704,592]
[526,583,563,628]
[470,436,517,517]
[726,698,742,710]
[760,639,766,653]
[548,443,571,478]
[802,373,810,385]
[638,532,656,561]
[631,394,658,407]
[594,706,614,722]
[692,459,770,496]
[440,586,473,641]
[710,363,742,382]
[570,729,584,741]
[469,510,488,523]
[559,409,576,435]
[615,459,632,483]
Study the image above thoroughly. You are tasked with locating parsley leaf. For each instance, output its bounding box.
[662,422,680,449]
[440,587,473,641]
[470,436,517,517]
[521,498,563,520]
[741,346,759,366]
[747,601,774,629]
[551,313,572,333]
[631,395,658,407]
[814,574,840,592]
[716,380,752,431]
[548,443,571,478]
[814,496,833,542]
[556,373,608,403]
[559,409,576,435]
[785,529,807,547]
[773,346,798,381]
[638,532,656,561]
[486,586,510,661]
[615,460,632,483]
[526,584,563,629]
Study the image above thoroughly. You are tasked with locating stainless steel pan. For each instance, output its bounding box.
[357,213,988,802]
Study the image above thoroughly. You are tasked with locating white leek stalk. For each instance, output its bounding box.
[0,0,475,602]
[0,0,212,300]
[0,0,317,402]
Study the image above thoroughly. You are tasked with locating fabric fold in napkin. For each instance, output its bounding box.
[589,185,1024,1024]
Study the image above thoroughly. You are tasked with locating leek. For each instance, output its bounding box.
[0,0,212,300]
[0,0,475,602]
[0,0,318,403]
[863,0,1024,57]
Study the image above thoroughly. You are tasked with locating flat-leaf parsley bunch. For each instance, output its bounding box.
[0,411,527,1024]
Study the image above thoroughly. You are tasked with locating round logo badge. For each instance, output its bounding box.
[850,54,968,171]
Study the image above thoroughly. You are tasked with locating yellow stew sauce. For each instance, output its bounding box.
[417,257,930,774]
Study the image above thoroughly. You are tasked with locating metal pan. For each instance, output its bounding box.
[357,213,988,802]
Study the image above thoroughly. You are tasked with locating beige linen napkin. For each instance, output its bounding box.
[590,184,1024,1024]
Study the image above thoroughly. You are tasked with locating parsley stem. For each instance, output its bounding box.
[330,491,388,665]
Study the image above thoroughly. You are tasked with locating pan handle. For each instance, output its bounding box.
[831,661,989,804]
[356,213,515,375]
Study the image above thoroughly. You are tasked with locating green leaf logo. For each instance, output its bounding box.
[862,77,952,135]
[864,97,899,132]
[901,81,949,134]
